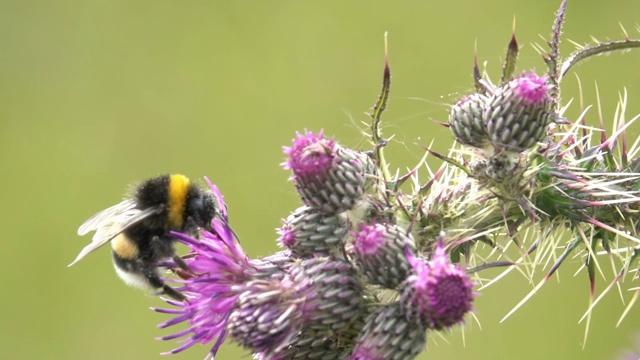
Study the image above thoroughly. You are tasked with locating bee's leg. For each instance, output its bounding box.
[171,255,208,279]
[140,262,186,301]
[160,284,187,302]
[170,255,197,280]
[172,268,195,280]
[172,255,192,273]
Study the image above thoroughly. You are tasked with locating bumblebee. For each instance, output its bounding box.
[69,174,216,301]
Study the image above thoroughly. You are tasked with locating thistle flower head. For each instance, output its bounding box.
[449,93,490,148]
[354,223,385,255]
[352,223,416,289]
[289,257,365,333]
[277,206,350,258]
[511,72,552,105]
[282,130,376,214]
[230,257,365,358]
[485,72,555,152]
[228,279,302,358]
[349,302,426,360]
[282,130,336,179]
[250,250,295,282]
[400,240,475,330]
[155,184,251,357]
[276,226,296,249]
[269,332,353,360]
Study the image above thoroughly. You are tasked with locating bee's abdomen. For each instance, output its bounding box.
[120,225,175,263]
[111,234,139,260]
[111,251,157,291]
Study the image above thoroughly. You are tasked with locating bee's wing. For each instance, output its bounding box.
[77,199,137,236]
[69,201,161,267]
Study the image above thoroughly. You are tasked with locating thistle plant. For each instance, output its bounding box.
[115,1,640,359]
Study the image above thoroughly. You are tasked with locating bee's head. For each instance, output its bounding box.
[187,190,216,232]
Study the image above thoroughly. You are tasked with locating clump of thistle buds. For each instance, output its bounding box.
[154,134,475,359]
[147,1,640,358]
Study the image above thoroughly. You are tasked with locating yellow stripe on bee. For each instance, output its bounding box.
[168,174,190,229]
[111,234,139,260]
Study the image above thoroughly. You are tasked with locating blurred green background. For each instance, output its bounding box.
[2,1,640,359]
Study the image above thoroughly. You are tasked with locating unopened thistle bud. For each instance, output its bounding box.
[283,131,376,214]
[269,332,353,360]
[289,257,365,334]
[352,223,416,289]
[277,205,350,258]
[399,240,475,330]
[485,73,555,152]
[449,93,490,148]
[349,302,426,360]
[228,280,302,357]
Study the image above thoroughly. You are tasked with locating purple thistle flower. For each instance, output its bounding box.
[282,130,336,179]
[282,130,376,214]
[154,179,363,359]
[354,224,385,256]
[352,223,416,289]
[277,226,297,249]
[399,239,476,330]
[154,182,254,358]
[511,72,552,105]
